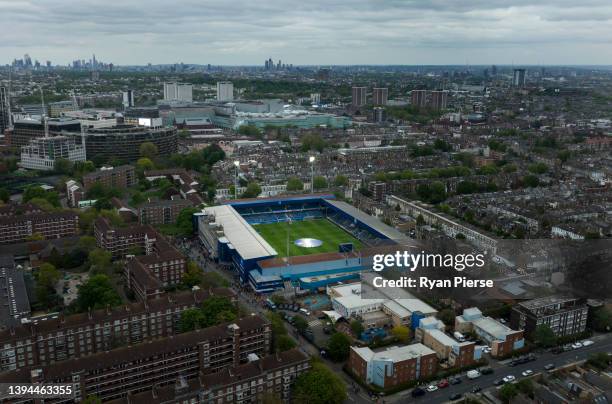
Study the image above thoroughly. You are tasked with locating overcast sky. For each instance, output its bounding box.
[2,0,612,66]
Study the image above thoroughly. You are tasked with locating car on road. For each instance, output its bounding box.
[494,379,505,386]
[522,370,533,377]
[411,387,426,397]
[503,375,516,383]
[571,342,583,349]
[582,340,594,347]
[426,385,438,392]
[450,377,462,385]
[467,370,481,379]
[449,393,463,401]
[481,367,494,375]
[544,363,556,371]
[472,386,482,393]
[437,379,449,388]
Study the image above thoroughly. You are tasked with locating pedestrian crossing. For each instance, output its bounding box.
[308,319,322,328]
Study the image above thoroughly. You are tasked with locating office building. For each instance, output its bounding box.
[20,135,86,171]
[0,315,270,402]
[216,81,234,101]
[163,82,193,102]
[75,125,177,163]
[456,307,524,358]
[411,90,427,108]
[430,90,448,110]
[510,296,588,339]
[372,88,389,106]
[0,87,11,135]
[351,86,367,107]
[513,68,527,87]
[0,211,79,245]
[82,165,136,191]
[349,344,437,388]
[122,90,135,109]
[8,118,81,149]
[0,288,233,372]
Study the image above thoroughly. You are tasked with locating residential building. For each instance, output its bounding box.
[456,307,524,358]
[510,296,589,339]
[411,90,427,108]
[164,82,193,102]
[0,315,271,402]
[20,135,86,171]
[94,217,157,258]
[65,180,85,208]
[0,86,11,136]
[122,90,135,109]
[352,86,367,107]
[0,256,30,329]
[82,165,136,191]
[513,68,527,87]
[415,318,479,368]
[138,198,193,225]
[216,81,234,101]
[372,88,389,106]
[0,288,234,372]
[0,211,79,245]
[349,344,438,388]
[430,90,448,110]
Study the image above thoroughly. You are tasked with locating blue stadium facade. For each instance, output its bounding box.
[197,195,407,293]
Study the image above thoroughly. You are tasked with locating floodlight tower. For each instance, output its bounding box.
[233,160,240,199]
[309,156,316,193]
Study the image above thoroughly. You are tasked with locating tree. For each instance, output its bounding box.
[591,307,612,332]
[499,383,518,403]
[350,320,364,337]
[286,177,304,191]
[178,308,206,332]
[437,308,456,326]
[78,235,97,251]
[81,396,102,404]
[416,214,425,226]
[88,249,113,274]
[312,176,327,190]
[327,332,351,362]
[242,182,262,198]
[276,334,297,352]
[23,185,60,207]
[54,158,74,175]
[293,316,309,334]
[587,352,611,370]
[75,274,122,312]
[36,263,61,308]
[238,124,262,138]
[176,207,199,236]
[523,175,540,188]
[528,163,548,174]
[180,261,203,289]
[200,296,238,327]
[136,157,154,171]
[557,150,571,164]
[0,188,9,203]
[333,175,348,187]
[293,362,347,404]
[516,379,534,396]
[534,324,557,347]
[391,325,410,343]
[139,142,158,159]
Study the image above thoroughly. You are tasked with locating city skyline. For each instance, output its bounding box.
[2,0,612,66]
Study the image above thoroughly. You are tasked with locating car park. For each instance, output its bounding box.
[521,370,533,377]
[426,385,438,392]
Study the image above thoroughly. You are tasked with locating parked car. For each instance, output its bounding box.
[437,379,449,388]
[571,342,583,349]
[493,379,505,386]
[481,367,494,375]
[449,393,463,401]
[502,375,515,383]
[472,385,482,393]
[450,377,462,385]
[544,363,556,371]
[426,385,438,392]
[582,340,594,347]
[521,370,533,377]
[411,387,426,397]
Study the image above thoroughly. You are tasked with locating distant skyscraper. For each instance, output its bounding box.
[491,65,498,76]
[430,90,448,110]
[373,107,386,123]
[216,81,234,101]
[122,90,135,109]
[513,69,526,87]
[310,93,321,105]
[372,88,388,106]
[351,87,367,107]
[0,87,10,135]
[163,82,193,102]
[411,90,427,108]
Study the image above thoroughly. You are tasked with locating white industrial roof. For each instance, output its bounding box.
[426,329,459,347]
[394,298,438,315]
[335,295,384,309]
[202,205,277,260]
[353,344,435,363]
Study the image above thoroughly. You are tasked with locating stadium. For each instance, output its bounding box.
[196,195,408,293]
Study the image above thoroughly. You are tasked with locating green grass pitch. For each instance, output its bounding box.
[253,219,362,257]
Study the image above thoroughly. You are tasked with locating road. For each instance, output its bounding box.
[180,239,611,404]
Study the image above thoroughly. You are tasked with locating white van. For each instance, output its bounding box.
[467,370,481,379]
[299,308,311,316]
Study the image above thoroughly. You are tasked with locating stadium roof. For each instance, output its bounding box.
[324,199,409,242]
[202,205,277,260]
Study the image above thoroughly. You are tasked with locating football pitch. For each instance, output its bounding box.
[253,219,362,257]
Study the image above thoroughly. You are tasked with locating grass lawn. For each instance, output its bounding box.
[253,219,362,257]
